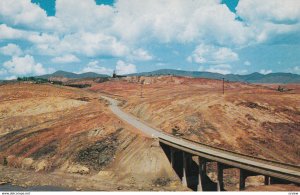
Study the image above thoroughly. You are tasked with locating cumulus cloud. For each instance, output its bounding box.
[50,32,129,57]
[130,49,153,61]
[0,69,7,75]
[0,24,60,48]
[236,69,248,75]
[259,69,272,74]
[55,0,113,33]
[112,0,250,45]
[244,61,251,66]
[199,64,232,75]
[236,0,300,43]
[5,75,17,80]
[0,0,300,78]
[188,44,239,64]
[68,33,129,57]
[0,24,29,40]
[51,54,80,64]
[81,61,113,75]
[291,66,300,74]
[0,0,61,31]
[3,55,47,75]
[237,0,300,24]
[116,60,137,75]
[0,44,23,56]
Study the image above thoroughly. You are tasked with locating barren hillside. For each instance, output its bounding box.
[91,76,300,165]
[0,83,182,191]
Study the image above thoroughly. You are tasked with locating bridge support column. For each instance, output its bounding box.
[264,176,270,185]
[170,148,175,168]
[217,163,224,191]
[239,169,261,190]
[182,152,188,187]
[197,157,206,191]
[239,169,247,190]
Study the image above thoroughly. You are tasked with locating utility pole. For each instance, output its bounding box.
[140,81,144,98]
[222,78,225,95]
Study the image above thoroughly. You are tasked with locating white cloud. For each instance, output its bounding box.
[73,33,128,57]
[244,61,251,66]
[131,49,153,61]
[55,0,113,33]
[3,55,47,75]
[5,75,17,80]
[112,0,250,45]
[156,62,167,67]
[188,44,239,64]
[0,0,253,65]
[259,69,272,74]
[1,0,300,78]
[0,44,23,56]
[52,32,129,57]
[198,64,232,74]
[28,33,59,45]
[0,69,7,75]
[201,64,232,75]
[81,61,113,75]
[236,69,248,75]
[291,66,300,74]
[0,24,60,49]
[116,60,137,75]
[0,24,28,40]
[237,0,300,24]
[236,0,300,43]
[0,0,61,31]
[26,31,129,58]
[51,54,80,64]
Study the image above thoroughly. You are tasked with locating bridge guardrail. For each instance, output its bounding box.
[155,125,300,170]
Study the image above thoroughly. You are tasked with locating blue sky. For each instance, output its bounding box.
[0,0,300,79]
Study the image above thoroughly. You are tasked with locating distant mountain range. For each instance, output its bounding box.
[128,69,300,84]
[2,69,299,84]
[37,70,109,79]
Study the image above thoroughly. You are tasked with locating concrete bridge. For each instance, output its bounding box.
[102,96,300,191]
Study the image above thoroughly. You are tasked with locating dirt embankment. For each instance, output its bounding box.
[91,76,300,165]
[0,83,183,191]
[90,76,300,191]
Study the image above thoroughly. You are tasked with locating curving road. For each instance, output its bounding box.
[102,96,300,184]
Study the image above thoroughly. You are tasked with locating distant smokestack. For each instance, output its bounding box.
[113,70,117,78]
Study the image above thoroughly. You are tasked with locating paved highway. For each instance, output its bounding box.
[102,96,300,184]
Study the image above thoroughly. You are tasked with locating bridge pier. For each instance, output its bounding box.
[239,169,247,190]
[170,148,175,168]
[264,176,270,185]
[239,169,262,190]
[216,163,234,191]
[217,163,224,191]
[158,141,299,192]
[197,157,207,191]
[182,152,188,186]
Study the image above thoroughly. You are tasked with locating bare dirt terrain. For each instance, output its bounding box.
[0,83,184,191]
[90,75,300,191]
[91,76,300,164]
[1,78,299,191]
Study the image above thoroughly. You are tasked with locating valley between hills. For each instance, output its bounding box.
[0,75,300,191]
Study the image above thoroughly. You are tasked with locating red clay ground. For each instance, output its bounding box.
[90,76,300,191]
[0,83,183,191]
[91,76,300,165]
